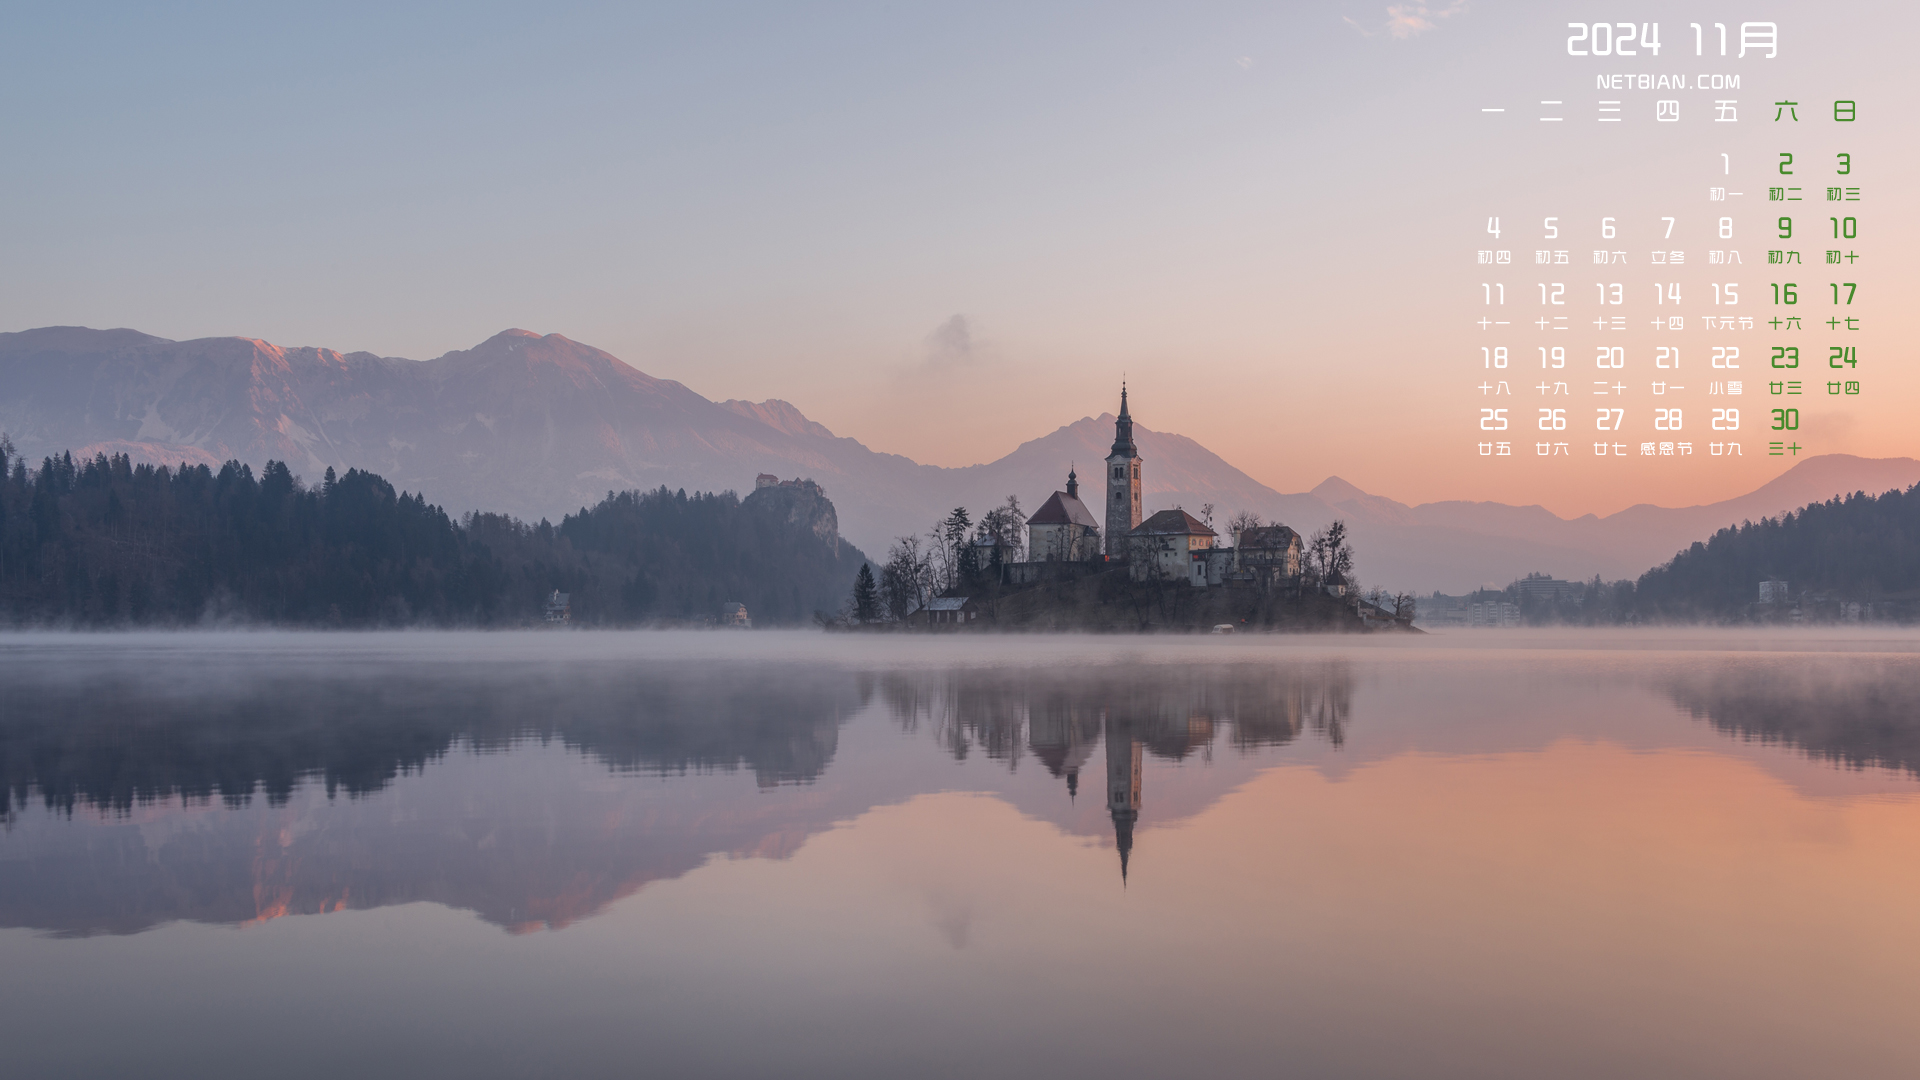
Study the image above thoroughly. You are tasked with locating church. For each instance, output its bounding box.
[1024,469,1101,562]
[1016,387,1303,590]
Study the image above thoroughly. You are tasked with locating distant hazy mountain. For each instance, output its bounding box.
[1302,454,1920,590]
[4,325,1914,591]
[0,323,897,529]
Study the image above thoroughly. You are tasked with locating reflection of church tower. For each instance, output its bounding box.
[1105,385,1142,558]
[1031,704,1099,804]
[1105,717,1142,883]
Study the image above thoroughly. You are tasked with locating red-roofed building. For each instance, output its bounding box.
[1026,468,1102,563]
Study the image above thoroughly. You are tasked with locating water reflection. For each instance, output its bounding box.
[1666,663,1920,778]
[0,656,1361,935]
[876,664,1356,879]
[10,645,1920,941]
[0,663,859,818]
[7,636,1920,1080]
[878,663,1355,770]
[0,661,867,936]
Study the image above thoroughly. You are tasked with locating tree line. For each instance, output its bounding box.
[0,438,867,626]
[858,499,1025,622]
[1471,483,1920,624]
[1634,484,1920,616]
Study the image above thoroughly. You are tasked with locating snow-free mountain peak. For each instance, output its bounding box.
[719,399,838,440]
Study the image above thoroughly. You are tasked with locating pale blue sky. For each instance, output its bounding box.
[2,2,1906,511]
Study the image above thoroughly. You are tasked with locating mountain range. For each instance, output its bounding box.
[4,324,1915,592]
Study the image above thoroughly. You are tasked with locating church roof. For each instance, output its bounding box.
[1028,490,1100,529]
[1130,508,1216,537]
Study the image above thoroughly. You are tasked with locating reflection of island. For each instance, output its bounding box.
[881,664,1356,880]
[1667,666,1920,778]
[0,658,1355,935]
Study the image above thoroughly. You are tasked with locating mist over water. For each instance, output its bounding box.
[3,629,1919,1079]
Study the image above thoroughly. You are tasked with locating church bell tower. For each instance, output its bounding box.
[1105,384,1142,558]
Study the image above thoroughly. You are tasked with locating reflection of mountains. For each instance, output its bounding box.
[0,662,862,937]
[1,665,856,817]
[1668,667,1920,778]
[0,659,1354,936]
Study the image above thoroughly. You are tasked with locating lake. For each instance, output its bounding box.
[3,630,1918,1079]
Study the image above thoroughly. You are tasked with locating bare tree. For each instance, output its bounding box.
[978,495,1026,564]
[882,534,931,619]
[1305,520,1354,587]
[927,507,973,592]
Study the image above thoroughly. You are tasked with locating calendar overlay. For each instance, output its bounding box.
[1467,21,1867,468]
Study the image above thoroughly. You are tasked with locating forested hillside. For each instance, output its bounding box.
[0,440,866,626]
[1634,484,1920,618]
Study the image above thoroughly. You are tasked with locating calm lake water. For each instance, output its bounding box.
[3,630,1919,1079]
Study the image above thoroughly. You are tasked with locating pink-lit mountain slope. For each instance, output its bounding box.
[2,325,1913,591]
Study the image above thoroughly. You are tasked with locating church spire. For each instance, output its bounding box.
[1066,466,1078,500]
[1110,383,1136,456]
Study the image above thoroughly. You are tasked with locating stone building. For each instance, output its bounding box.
[1026,468,1102,563]
[1126,508,1217,584]
[755,474,826,499]
[1235,525,1302,576]
[1201,524,1303,590]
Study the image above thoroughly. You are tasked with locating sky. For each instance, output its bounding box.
[1,1,1911,515]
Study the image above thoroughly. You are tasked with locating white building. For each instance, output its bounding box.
[1026,469,1102,563]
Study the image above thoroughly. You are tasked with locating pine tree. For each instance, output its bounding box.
[852,563,879,623]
